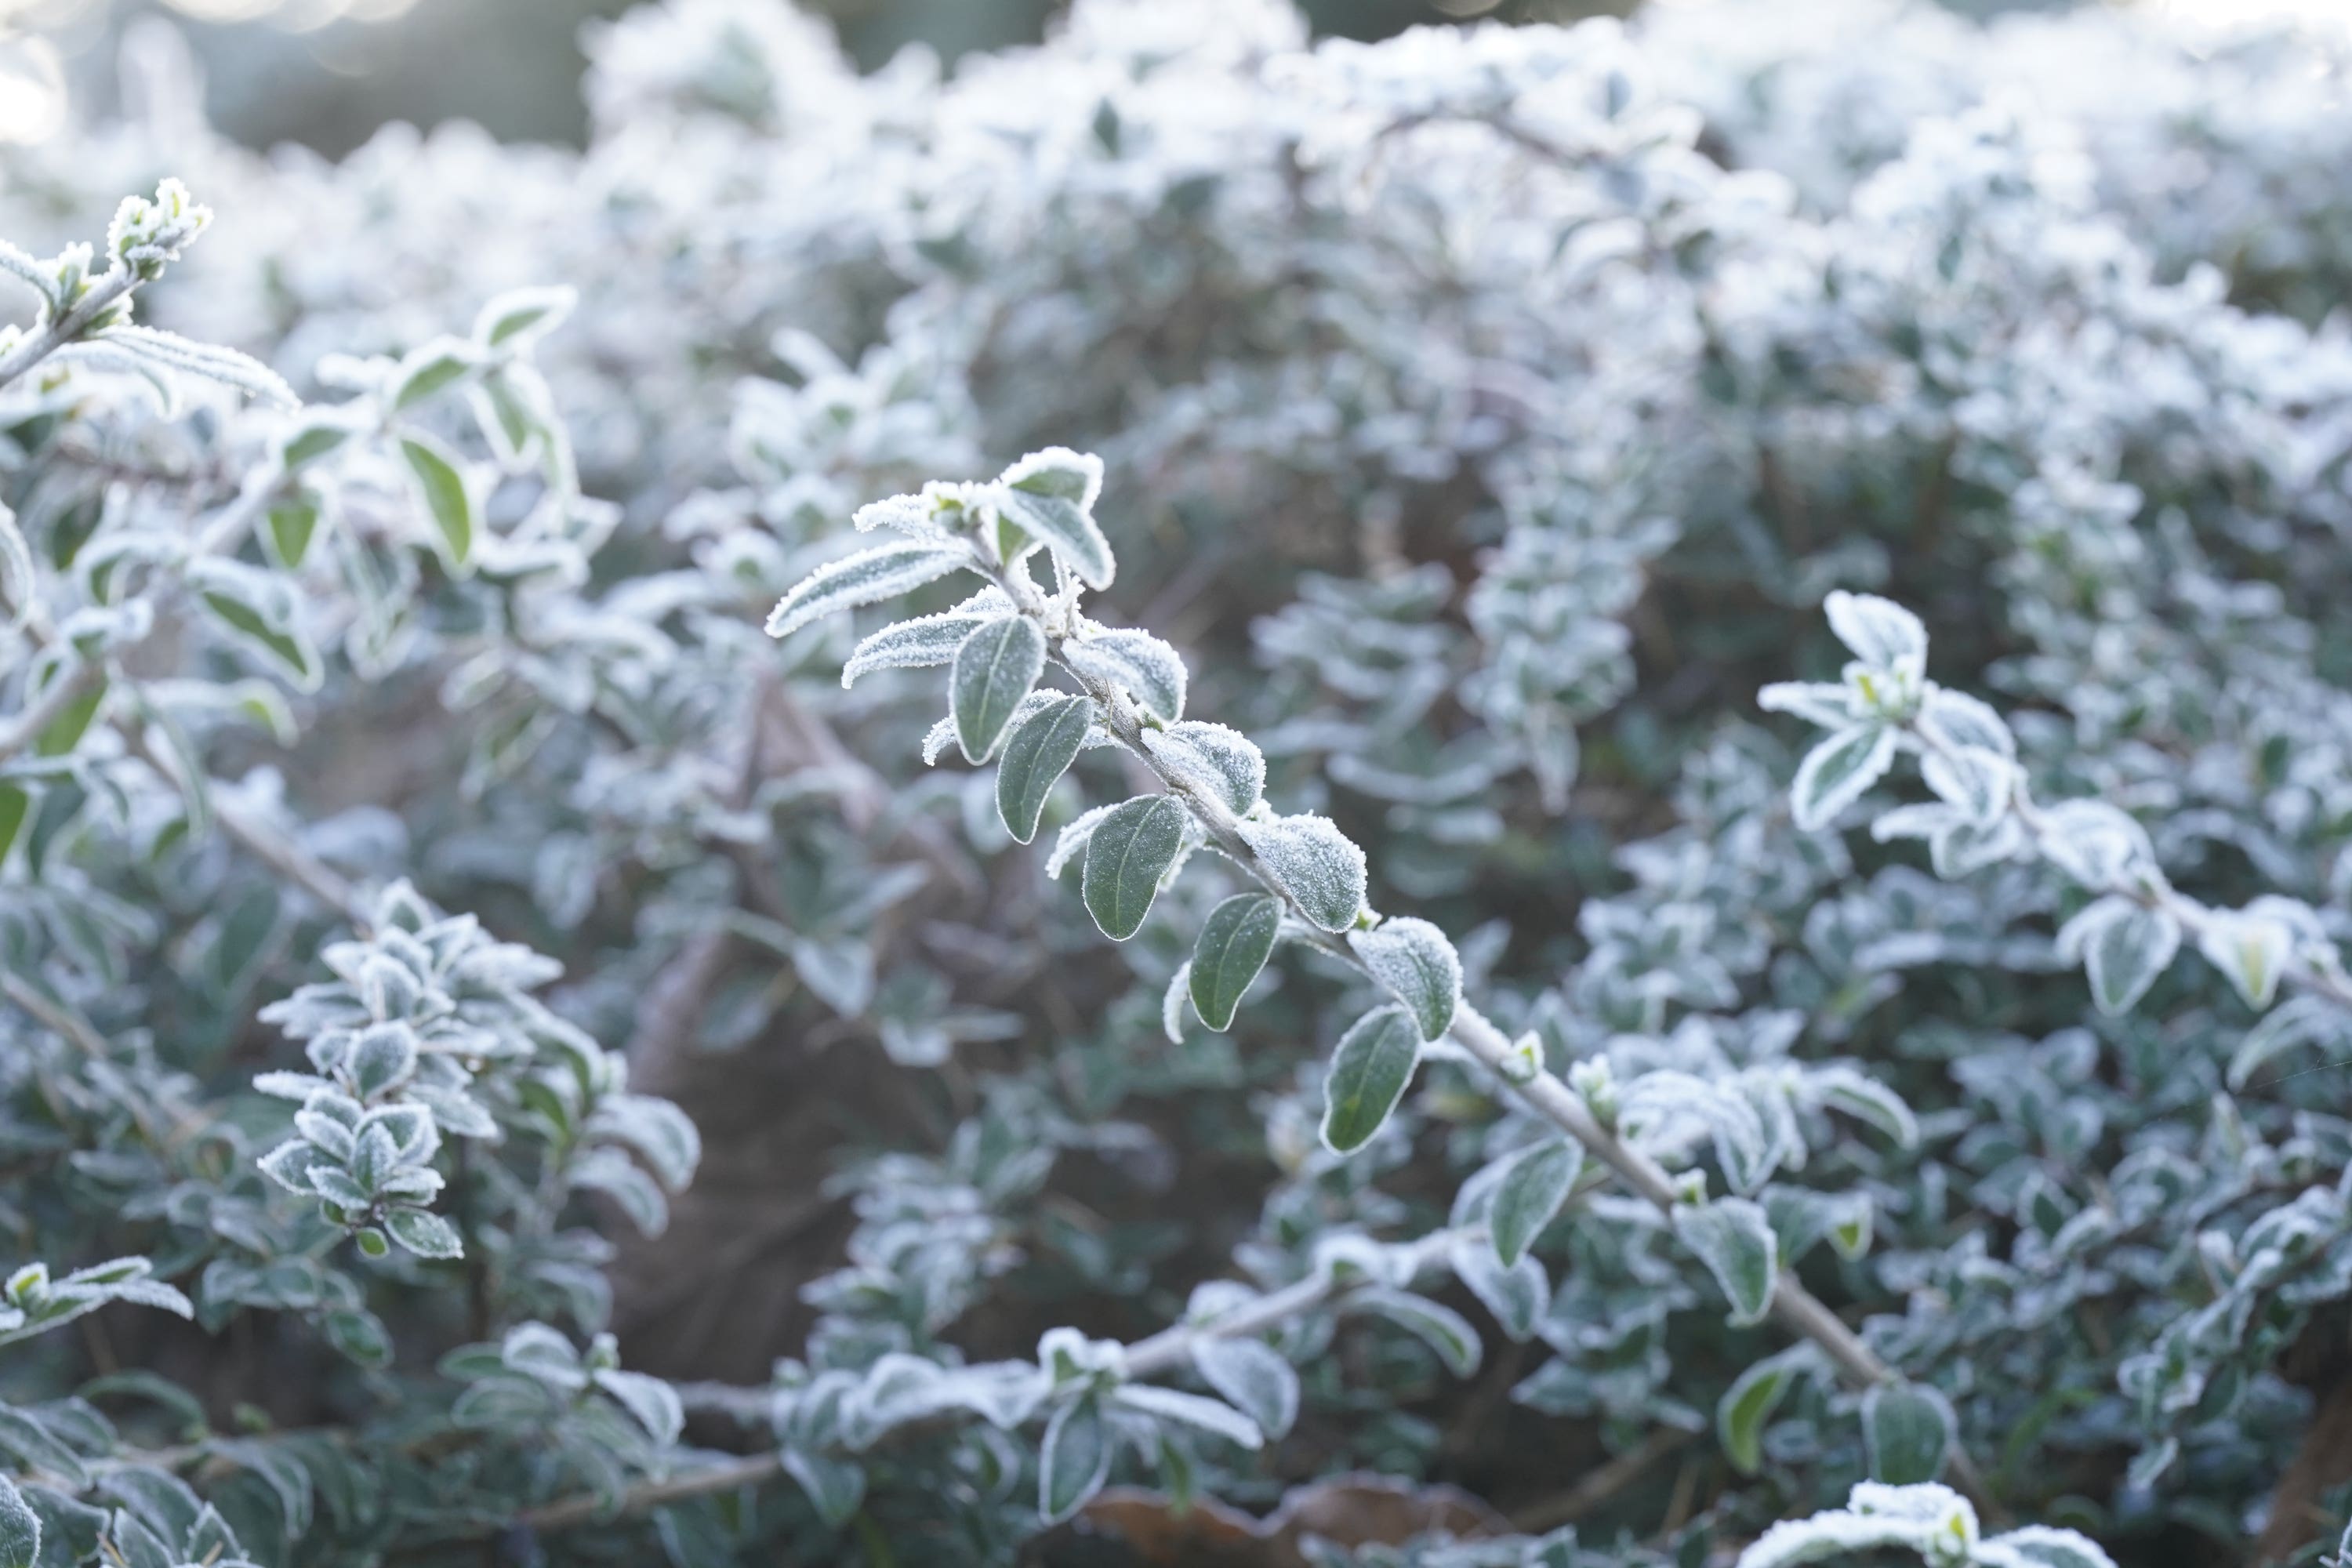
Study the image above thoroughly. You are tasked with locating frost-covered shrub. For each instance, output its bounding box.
[4,0,2352,1564]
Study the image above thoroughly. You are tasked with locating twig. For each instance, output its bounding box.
[0,267,137,390]
[964,545,1994,1504]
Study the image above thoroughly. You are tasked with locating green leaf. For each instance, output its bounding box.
[1189,1338,1298,1440]
[2056,896,2180,1015]
[34,675,104,757]
[0,786,27,866]
[782,1446,866,1529]
[0,1405,86,1487]
[1060,630,1184,722]
[277,417,352,472]
[197,566,322,692]
[842,612,992,688]
[1863,1381,1955,1486]
[952,615,1047,764]
[1789,723,1895,832]
[1489,1140,1582,1267]
[397,432,476,572]
[20,1485,103,1568]
[1112,1385,1261,1450]
[1189,894,1281,1031]
[1320,1005,1421,1154]
[1348,916,1461,1042]
[0,1475,35,1568]
[390,336,482,411]
[997,448,1113,589]
[1672,1198,1778,1327]
[263,494,321,570]
[383,1209,463,1260]
[765,539,970,641]
[474,285,575,350]
[1719,1351,1808,1475]
[1353,1289,1480,1377]
[1236,814,1365,933]
[1039,1395,1112,1524]
[1081,796,1188,941]
[996,693,1093,844]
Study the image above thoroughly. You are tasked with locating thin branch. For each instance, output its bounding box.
[0,267,138,391]
[1908,717,2352,1015]
[963,545,1998,1504]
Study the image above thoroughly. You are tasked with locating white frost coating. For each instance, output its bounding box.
[1736,1481,2114,1568]
[852,492,953,538]
[2056,895,2181,1015]
[1789,723,1896,832]
[1161,961,1193,1044]
[2196,906,2295,1011]
[1141,721,1265,815]
[1824,590,1926,674]
[1915,687,2013,758]
[999,446,1105,512]
[1061,629,1187,723]
[842,612,991,686]
[1236,814,1367,933]
[1045,801,1123,881]
[1348,916,1461,1042]
[764,539,971,640]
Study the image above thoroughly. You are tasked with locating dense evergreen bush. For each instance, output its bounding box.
[3,2,2352,1563]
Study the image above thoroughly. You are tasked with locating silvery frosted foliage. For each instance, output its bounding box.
[6,0,2352,1561]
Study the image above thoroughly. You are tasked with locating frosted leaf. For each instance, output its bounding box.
[1060,629,1186,723]
[1348,916,1461,1042]
[1236,814,1367,932]
[390,335,485,410]
[1161,962,1193,1044]
[2033,800,2156,891]
[996,693,1094,843]
[1450,1239,1546,1341]
[1759,681,1857,729]
[1976,1526,2119,1568]
[2056,896,2180,1014]
[2226,994,2352,1090]
[1917,686,2014,758]
[1736,1483,1979,1568]
[1862,1381,1955,1486]
[1807,1066,1919,1149]
[1672,1197,1777,1327]
[1824,590,1926,673]
[1790,724,1896,832]
[1109,1384,1261,1449]
[843,612,993,686]
[1928,749,2013,829]
[1081,795,1188,940]
[2197,907,2294,1011]
[89,325,296,408]
[1143,721,1264,815]
[999,446,1104,511]
[1189,894,1281,1032]
[995,448,1113,590]
[1350,1288,1479,1377]
[853,492,956,539]
[765,539,972,641]
[951,615,1046,763]
[1320,1005,1421,1153]
[473,285,575,350]
[1189,1338,1298,1440]
[921,714,959,767]
[1045,801,1123,881]
[1486,1140,1581,1267]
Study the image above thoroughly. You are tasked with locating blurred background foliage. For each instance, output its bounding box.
[0,0,2133,160]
